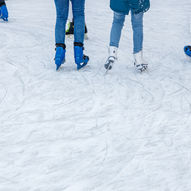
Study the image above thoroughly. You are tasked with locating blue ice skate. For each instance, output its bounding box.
[184,45,191,57]
[74,43,89,70]
[55,45,66,70]
[0,4,8,21]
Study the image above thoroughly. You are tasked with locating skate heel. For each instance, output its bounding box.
[55,44,66,70]
[134,63,148,72]
[104,56,115,70]
[74,42,89,70]
[104,46,118,71]
[134,51,148,72]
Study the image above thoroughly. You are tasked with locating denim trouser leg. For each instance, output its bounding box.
[110,12,125,48]
[131,12,143,54]
[109,11,143,54]
[71,0,85,44]
[54,0,69,44]
[54,0,85,45]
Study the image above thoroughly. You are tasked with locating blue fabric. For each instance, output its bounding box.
[0,5,8,21]
[54,0,85,44]
[184,46,191,57]
[110,0,150,15]
[74,46,89,69]
[110,11,143,54]
[55,47,66,70]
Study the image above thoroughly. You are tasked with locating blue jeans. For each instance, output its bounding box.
[110,11,143,54]
[54,0,85,45]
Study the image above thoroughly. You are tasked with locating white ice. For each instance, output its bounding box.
[0,0,191,190]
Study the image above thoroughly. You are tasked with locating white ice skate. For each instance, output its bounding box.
[104,46,118,71]
[134,51,148,72]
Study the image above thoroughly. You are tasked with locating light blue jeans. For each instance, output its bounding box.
[54,0,85,45]
[110,11,143,54]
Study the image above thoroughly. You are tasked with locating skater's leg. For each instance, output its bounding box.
[71,0,89,70]
[71,0,85,44]
[131,12,147,72]
[131,12,143,54]
[54,0,69,44]
[54,0,69,70]
[105,12,125,70]
[110,12,126,48]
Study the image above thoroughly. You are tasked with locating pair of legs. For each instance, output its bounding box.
[110,11,143,54]
[105,11,147,72]
[54,0,89,70]
[54,0,85,45]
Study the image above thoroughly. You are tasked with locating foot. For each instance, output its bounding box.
[0,4,8,21]
[105,57,115,70]
[74,42,89,70]
[134,51,148,72]
[184,45,191,57]
[55,44,66,70]
[104,46,118,70]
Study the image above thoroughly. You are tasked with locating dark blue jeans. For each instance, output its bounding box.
[54,0,85,45]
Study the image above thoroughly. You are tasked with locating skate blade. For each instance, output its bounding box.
[56,62,63,71]
[104,60,114,75]
[56,65,61,71]
[77,62,88,70]
[1,18,8,21]
[77,58,89,70]
[185,53,191,58]
[55,59,65,71]
[135,64,148,73]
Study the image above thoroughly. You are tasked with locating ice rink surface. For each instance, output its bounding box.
[0,0,191,190]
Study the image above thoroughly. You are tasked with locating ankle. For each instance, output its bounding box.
[55,43,66,50]
[109,46,118,59]
[74,42,83,47]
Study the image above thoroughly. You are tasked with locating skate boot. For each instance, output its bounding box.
[134,51,148,72]
[74,42,89,70]
[184,45,191,57]
[0,4,8,21]
[55,44,66,70]
[66,21,74,35]
[104,46,118,70]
